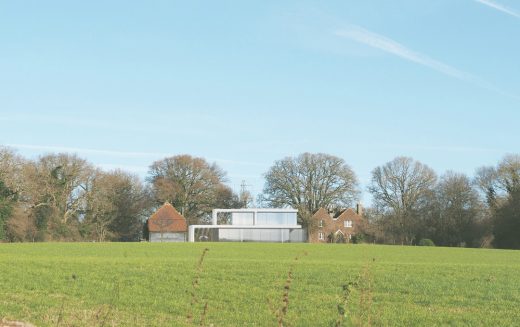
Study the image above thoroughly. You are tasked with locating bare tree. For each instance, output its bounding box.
[5,206,37,242]
[0,147,27,241]
[475,155,520,205]
[23,154,94,240]
[238,181,254,208]
[475,155,520,248]
[214,185,242,212]
[368,156,436,245]
[260,153,359,230]
[496,154,520,194]
[84,171,116,242]
[474,166,499,208]
[84,169,151,242]
[431,172,485,247]
[0,147,26,193]
[147,155,232,224]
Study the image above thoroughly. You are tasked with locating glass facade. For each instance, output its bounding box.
[190,208,303,242]
[256,212,296,225]
[193,227,306,243]
[231,212,254,225]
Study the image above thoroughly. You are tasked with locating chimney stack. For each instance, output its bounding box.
[356,202,363,216]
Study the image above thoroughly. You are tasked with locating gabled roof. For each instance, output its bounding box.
[148,203,187,233]
[312,207,330,220]
[336,208,360,221]
[312,207,361,221]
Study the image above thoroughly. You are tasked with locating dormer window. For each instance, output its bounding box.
[344,220,353,228]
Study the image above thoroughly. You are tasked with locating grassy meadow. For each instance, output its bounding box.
[1,243,519,326]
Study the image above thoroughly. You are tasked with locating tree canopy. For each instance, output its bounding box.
[260,152,359,226]
[147,154,238,224]
[368,157,437,244]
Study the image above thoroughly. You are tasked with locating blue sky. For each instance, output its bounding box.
[1,0,519,203]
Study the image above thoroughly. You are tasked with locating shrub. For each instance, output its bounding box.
[351,234,364,244]
[327,232,346,243]
[418,238,435,246]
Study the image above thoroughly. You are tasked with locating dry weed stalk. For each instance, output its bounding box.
[335,261,374,327]
[269,251,308,327]
[187,248,210,326]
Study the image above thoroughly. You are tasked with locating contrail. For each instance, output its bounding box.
[475,0,520,19]
[335,24,520,100]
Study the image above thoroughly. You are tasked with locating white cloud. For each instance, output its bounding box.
[0,112,215,136]
[0,113,145,133]
[380,143,505,153]
[96,163,149,174]
[210,158,268,167]
[7,144,269,167]
[7,143,170,158]
[475,0,520,19]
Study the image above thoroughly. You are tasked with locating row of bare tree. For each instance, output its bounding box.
[259,153,520,249]
[0,148,247,242]
[1,146,518,248]
[367,155,520,248]
[0,149,148,242]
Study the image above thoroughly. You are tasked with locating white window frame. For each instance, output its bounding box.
[344,220,353,228]
[318,232,324,240]
[319,219,323,228]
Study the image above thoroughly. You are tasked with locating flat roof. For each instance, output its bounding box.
[189,225,301,229]
[212,208,298,213]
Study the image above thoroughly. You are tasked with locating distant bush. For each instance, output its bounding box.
[328,232,346,243]
[418,238,435,246]
[351,234,364,244]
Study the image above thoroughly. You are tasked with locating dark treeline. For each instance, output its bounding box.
[0,147,519,249]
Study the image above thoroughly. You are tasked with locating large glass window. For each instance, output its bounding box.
[193,227,305,242]
[219,228,241,240]
[193,228,219,242]
[256,212,297,225]
[219,228,286,242]
[217,212,232,225]
[231,212,254,225]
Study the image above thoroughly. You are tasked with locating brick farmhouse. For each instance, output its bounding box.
[309,205,364,243]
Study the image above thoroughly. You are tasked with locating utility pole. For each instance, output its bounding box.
[239,180,252,208]
[240,180,249,196]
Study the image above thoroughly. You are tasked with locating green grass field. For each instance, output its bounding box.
[1,243,519,326]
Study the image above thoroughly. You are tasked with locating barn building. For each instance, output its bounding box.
[147,203,188,242]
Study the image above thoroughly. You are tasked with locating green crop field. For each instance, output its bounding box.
[1,243,519,326]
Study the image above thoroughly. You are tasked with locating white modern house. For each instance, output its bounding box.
[188,208,305,243]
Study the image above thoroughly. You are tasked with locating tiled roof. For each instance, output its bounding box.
[336,208,359,220]
[312,207,361,220]
[312,207,330,220]
[148,203,187,233]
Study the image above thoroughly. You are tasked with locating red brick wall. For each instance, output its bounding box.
[309,208,363,243]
